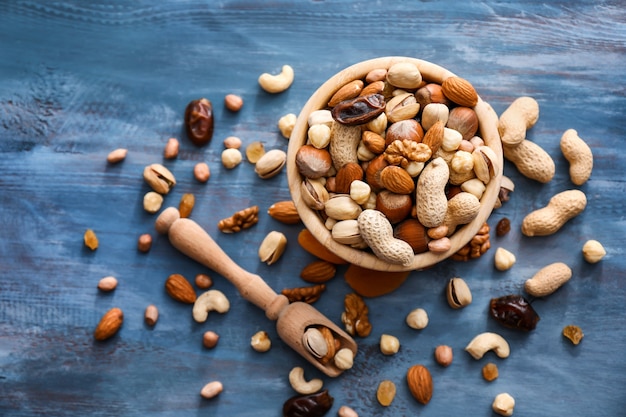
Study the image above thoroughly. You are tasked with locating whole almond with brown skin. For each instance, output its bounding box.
[165,274,197,304]
[335,162,364,193]
[422,120,445,154]
[268,200,301,224]
[328,79,364,107]
[365,154,389,192]
[94,307,124,341]
[300,260,337,283]
[362,130,386,154]
[380,165,415,194]
[407,364,433,405]
[441,76,478,108]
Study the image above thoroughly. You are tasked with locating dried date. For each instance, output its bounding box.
[184,98,214,146]
[331,93,385,126]
[489,294,540,331]
[283,390,333,417]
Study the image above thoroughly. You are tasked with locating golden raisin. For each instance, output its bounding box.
[482,362,499,382]
[178,193,195,218]
[84,229,99,250]
[376,380,396,406]
[563,324,584,345]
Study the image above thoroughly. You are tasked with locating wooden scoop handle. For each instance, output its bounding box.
[156,207,289,320]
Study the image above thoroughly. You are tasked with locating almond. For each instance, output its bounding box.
[365,154,389,192]
[94,307,124,341]
[165,273,197,304]
[300,260,337,283]
[422,119,445,154]
[441,76,478,108]
[362,130,386,154]
[268,200,301,225]
[328,79,364,107]
[406,364,433,405]
[359,80,385,97]
[335,162,364,194]
[380,165,415,194]
[297,229,348,264]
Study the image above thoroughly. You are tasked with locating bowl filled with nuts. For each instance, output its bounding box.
[287,56,503,271]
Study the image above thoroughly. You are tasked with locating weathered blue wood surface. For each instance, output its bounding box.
[1,1,624,416]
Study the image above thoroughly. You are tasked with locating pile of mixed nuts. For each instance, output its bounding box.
[87,60,605,417]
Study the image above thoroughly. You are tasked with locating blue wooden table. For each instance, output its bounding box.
[1,1,624,416]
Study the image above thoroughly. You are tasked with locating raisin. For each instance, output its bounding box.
[496,217,511,236]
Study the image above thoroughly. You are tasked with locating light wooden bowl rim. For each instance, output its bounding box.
[287,56,503,271]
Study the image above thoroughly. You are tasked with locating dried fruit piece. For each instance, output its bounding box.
[563,324,584,345]
[496,218,511,236]
[343,264,409,297]
[282,390,334,417]
[297,229,348,264]
[185,98,214,146]
[482,362,499,381]
[489,294,540,331]
[178,193,195,218]
[84,229,99,250]
[376,380,396,406]
[331,94,386,126]
[245,141,266,163]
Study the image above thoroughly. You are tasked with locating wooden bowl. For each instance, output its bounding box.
[287,57,503,271]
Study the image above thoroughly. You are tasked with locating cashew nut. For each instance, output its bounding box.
[288,366,323,395]
[465,332,510,360]
[258,65,294,93]
[192,290,230,323]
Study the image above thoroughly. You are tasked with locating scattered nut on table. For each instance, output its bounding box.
[434,345,453,367]
[97,276,118,292]
[224,94,243,112]
[203,330,220,349]
[446,277,472,309]
[137,233,152,252]
[288,366,323,395]
[379,334,400,355]
[582,239,606,263]
[221,148,243,169]
[492,392,515,416]
[200,381,223,399]
[107,148,127,164]
[494,247,516,271]
[406,308,429,330]
[144,304,159,326]
[250,330,271,352]
[193,290,230,323]
[278,113,297,139]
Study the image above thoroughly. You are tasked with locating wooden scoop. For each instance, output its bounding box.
[155,207,357,377]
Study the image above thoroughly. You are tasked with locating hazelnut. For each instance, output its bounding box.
[295,145,332,178]
[447,107,479,141]
[224,94,243,112]
[582,239,606,263]
[406,308,428,329]
[221,148,242,169]
[376,191,412,224]
[434,345,453,367]
[385,119,424,146]
[203,331,220,349]
[394,218,429,253]
[223,136,242,149]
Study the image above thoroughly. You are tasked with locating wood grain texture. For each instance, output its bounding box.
[1,1,625,416]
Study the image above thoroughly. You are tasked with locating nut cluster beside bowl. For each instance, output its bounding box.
[287,57,503,272]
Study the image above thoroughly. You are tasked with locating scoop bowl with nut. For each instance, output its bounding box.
[287,56,503,271]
